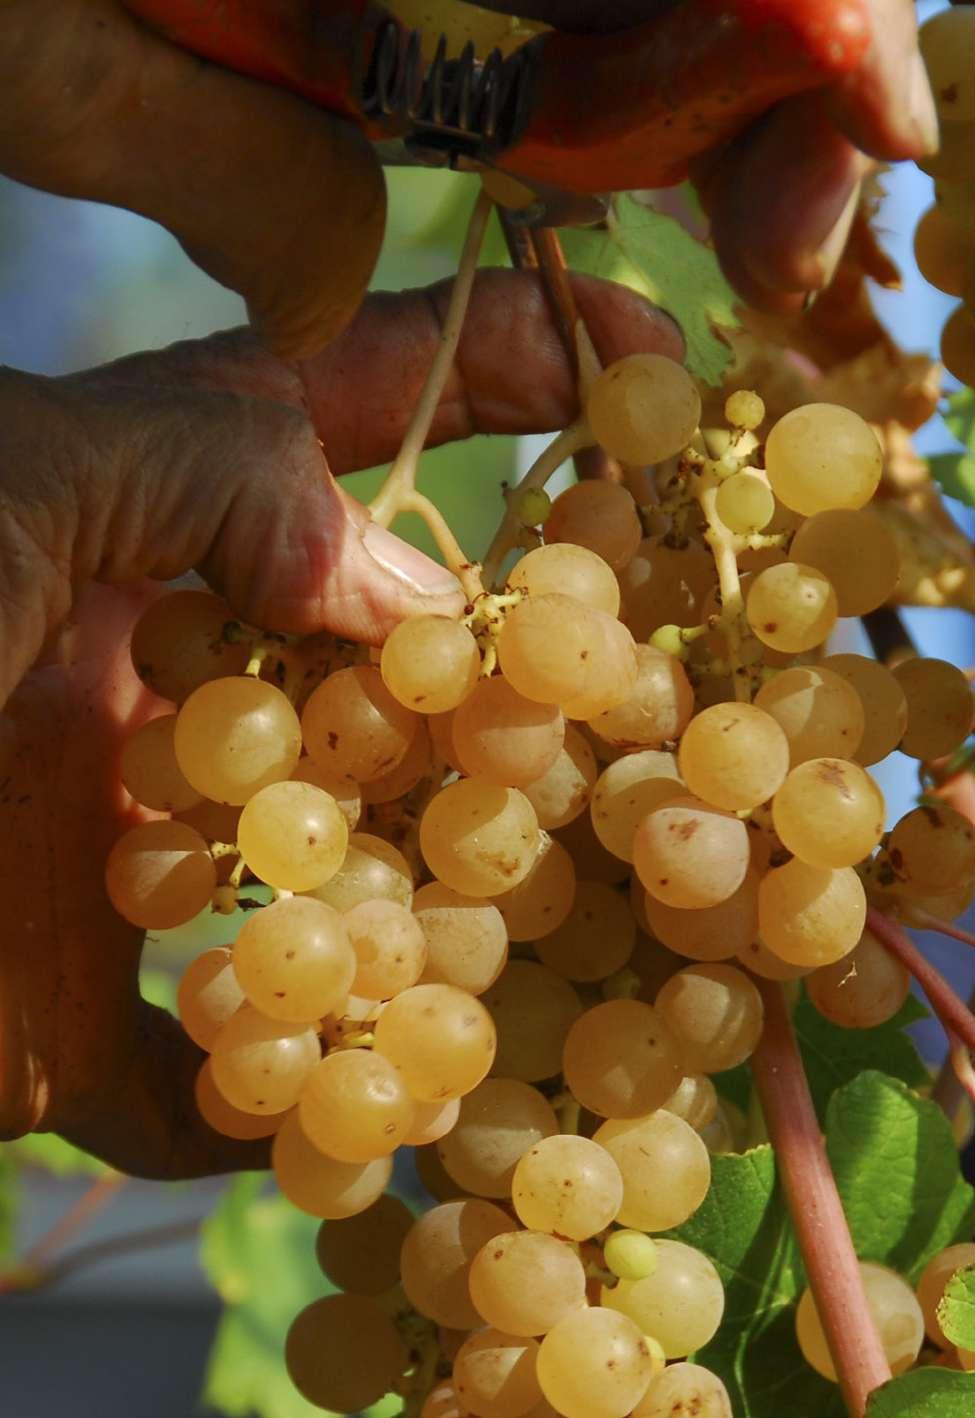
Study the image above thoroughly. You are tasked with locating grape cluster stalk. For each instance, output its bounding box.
[104,180,975,1418]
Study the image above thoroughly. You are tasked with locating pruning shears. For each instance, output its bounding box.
[121,0,873,199]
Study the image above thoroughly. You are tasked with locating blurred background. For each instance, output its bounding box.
[1,0,973,1412]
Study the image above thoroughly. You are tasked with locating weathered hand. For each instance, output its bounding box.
[0,272,682,1179]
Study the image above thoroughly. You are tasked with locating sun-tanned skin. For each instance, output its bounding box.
[0,0,932,1175]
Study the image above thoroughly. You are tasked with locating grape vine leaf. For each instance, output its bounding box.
[929,388,975,506]
[794,992,929,1125]
[825,1071,975,1281]
[7,1132,110,1178]
[865,1369,975,1415]
[938,1264,975,1351]
[558,194,739,386]
[200,1174,401,1418]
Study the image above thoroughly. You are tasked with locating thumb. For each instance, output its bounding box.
[0,0,385,358]
[0,368,463,707]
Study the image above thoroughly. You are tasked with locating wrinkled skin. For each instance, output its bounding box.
[0,0,932,1175]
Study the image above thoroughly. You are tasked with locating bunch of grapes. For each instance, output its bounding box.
[104,345,975,1414]
[912,5,975,383]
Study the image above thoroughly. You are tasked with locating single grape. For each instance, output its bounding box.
[891,657,973,760]
[302,665,419,783]
[602,1239,724,1358]
[468,1230,587,1336]
[437,1077,558,1198]
[655,964,765,1073]
[823,653,907,766]
[543,479,642,571]
[314,1193,413,1295]
[715,470,774,534]
[483,960,582,1083]
[521,724,598,830]
[493,835,576,942]
[498,594,636,713]
[193,1059,288,1140]
[594,1111,710,1230]
[561,614,643,721]
[764,403,882,515]
[453,1329,542,1418]
[511,1133,623,1240]
[130,589,248,703]
[507,543,621,616]
[662,1072,719,1132]
[755,665,865,766]
[210,1005,320,1114]
[400,1198,511,1329]
[232,895,355,1022]
[586,353,702,466]
[643,870,758,962]
[633,796,750,910]
[380,615,480,713]
[178,946,244,1050]
[916,1243,975,1347]
[120,713,202,812]
[536,1306,654,1418]
[237,779,348,892]
[920,7,975,120]
[888,801,975,892]
[342,897,426,999]
[806,928,910,1029]
[678,702,789,812]
[725,389,765,431]
[771,757,884,869]
[307,831,413,911]
[299,1047,415,1162]
[604,1230,658,1282]
[174,676,302,805]
[285,1293,406,1413]
[272,1110,391,1218]
[590,750,683,862]
[453,676,565,787]
[563,999,684,1119]
[790,508,900,617]
[373,983,496,1101]
[633,1363,732,1418]
[105,819,216,929]
[535,879,635,982]
[360,721,432,804]
[758,859,866,967]
[796,1262,924,1379]
[414,882,509,996]
[420,779,540,898]
[745,563,838,654]
[518,486,553,526]
[588,644,694,750]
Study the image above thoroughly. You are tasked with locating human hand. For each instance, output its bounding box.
[484,0,938,312]
[0,271,682,1179]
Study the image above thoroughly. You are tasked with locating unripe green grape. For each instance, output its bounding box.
[764,403,882,515]
[517,487,553,527]
[648,624,688,659]
[604,1230,658,1282]
[715,470,774,534]
[724,389,765,430]
[586,353,702,466]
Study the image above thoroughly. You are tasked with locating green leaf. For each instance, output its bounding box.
[943,387,975,447]
[671,1146,844,1418]
[560,194,739,385]
[927,452,975,507]
[0,1149,17,1261]
[939,1264,975,1351]
[139,964,178,1013]
[7,1132,110,1178]
[795,993,929,1125]
[826,1072,975,1280]
[865,1369,975,1416]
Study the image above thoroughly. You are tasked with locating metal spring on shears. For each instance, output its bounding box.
[358,16,538,162]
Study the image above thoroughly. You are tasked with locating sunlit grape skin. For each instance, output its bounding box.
[400,1199,511,1330]
[468,1229,587,1336]
[380,614,481,713]
[453,1329,542,1418]
[634,1363,732,1418]
[772,758,884,870]
[563,999,684,1119]
[420,778,541,897]
[194,1060,288,1141]
[678,702,789,812]
[655,964,765,1073]
[758,859,866,968]
[543,479,642,571]
[536,1306,654,1418]
[374,983,497,1101]
[511,1133,623,1240]
[507,542,621,616]
[796,1262,924,1379]
[754,665,865,767]
[452,676,565,787]
[174,676,303,805]
[210,1006,320,1114]
[745,563,838,655]
[594,1111,710,1231]
[302,665,419,783]
[120,713,202,812]
[806,929,910,1029]
[345,898,427,999]
[763,403,882,515]
[823,654,907,766]
[585,352,702,467]
[437,1078,558,1198]
[299,1048,415,1163]
[633,796,749,910]
[272,1111,392,1219]
[105,819,216,930]
[232,895,355,1023]
[236,779,349,891]
[414,882,509,996]
[601,1239,725,1358]
[521,723,597,830]
[178,946,244,1050]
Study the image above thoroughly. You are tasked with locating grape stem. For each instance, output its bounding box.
[906,910,975,950]
[367,189,492,601]
[480,420,594,588]
[750,979,892,1416]
[694,465,750,703]
[867,907,975,1056]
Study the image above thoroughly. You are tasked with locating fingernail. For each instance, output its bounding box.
[814,181,862,290]
[362,520,463,597]
[908,49,940,157]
